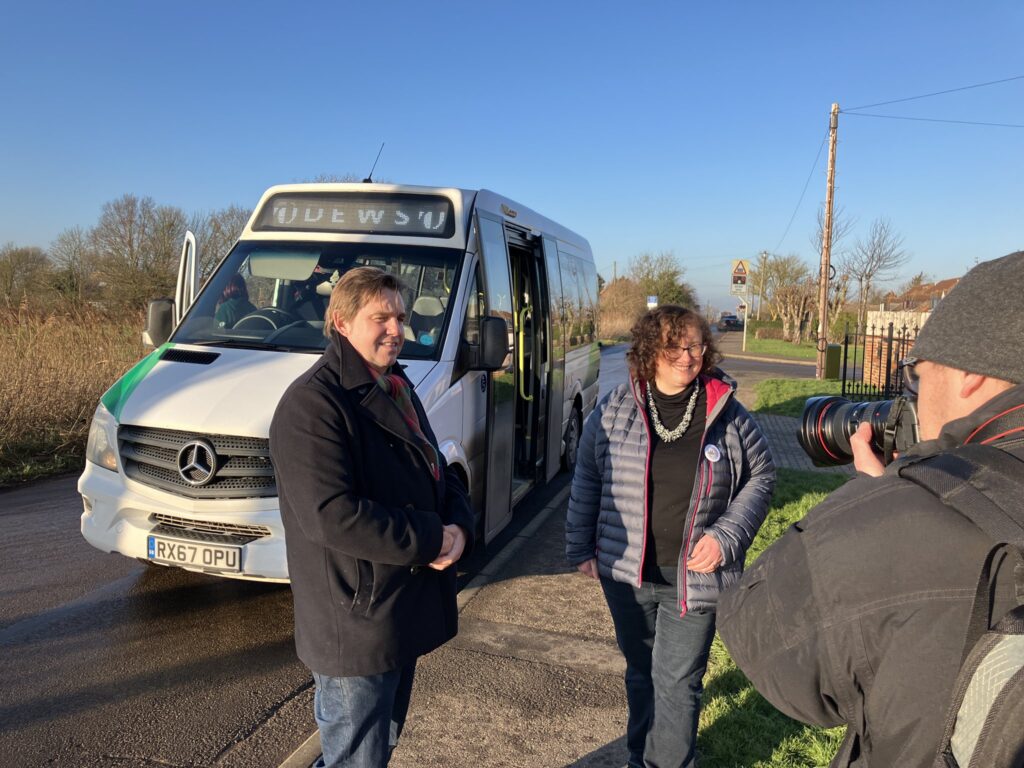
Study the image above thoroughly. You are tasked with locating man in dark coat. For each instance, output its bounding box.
[270,266,473,767]
[718,251,1024,767]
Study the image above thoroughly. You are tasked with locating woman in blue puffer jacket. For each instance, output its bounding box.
[566,305,775,768]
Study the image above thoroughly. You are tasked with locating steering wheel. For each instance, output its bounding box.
[234,308,295,330]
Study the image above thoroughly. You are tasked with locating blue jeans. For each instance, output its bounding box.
[601,570,717,768]
[312,664,416,768]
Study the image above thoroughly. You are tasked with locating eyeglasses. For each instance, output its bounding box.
[900,357,919,398]
[663,343,707,362]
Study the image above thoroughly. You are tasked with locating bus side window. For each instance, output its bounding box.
[455,268,485,378]
[463,268,484,345]
[579,259,598,343]
[560,257,581,348]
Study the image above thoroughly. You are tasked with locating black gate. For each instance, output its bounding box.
[841,322,919,401]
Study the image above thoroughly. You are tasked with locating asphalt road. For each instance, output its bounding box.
[0,475,314,768]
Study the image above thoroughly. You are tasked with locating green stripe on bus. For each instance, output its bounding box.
[100,343,173,421]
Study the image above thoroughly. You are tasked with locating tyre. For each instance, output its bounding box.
[562,406,582,473]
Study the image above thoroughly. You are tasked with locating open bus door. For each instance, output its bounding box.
[505,225,549,492]
[174,231,199,326]
[476,213,515,542]
[143,230,199,348]
[476,210,554,542]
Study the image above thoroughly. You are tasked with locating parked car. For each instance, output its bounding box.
[717,313,744,332]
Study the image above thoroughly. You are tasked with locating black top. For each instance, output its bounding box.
[644,379,707,577]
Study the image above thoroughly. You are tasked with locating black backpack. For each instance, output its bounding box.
[898,444,1024,768]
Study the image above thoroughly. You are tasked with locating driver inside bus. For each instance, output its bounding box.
[215,274,257,328]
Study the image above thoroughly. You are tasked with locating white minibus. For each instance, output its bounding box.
[79,183,600,581]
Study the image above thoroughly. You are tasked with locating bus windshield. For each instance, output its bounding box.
[173,241,463,356]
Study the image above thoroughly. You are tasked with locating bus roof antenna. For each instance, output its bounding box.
[363,143,385,183]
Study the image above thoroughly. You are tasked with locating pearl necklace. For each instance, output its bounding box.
[646,379,700,443]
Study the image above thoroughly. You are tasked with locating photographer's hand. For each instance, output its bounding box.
[851,422,885,477]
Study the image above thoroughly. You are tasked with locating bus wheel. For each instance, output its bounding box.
[562,407,582,472]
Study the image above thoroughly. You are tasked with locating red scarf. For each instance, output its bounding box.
[365,363,440,481]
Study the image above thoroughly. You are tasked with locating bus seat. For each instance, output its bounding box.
[409,295,444,345]
[315,270,340,296]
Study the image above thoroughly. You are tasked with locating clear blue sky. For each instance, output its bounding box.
[3,1,1022,313]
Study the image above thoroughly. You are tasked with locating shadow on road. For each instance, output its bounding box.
[562,735,628,767]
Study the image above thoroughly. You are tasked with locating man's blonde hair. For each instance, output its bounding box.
[323,266,403,339]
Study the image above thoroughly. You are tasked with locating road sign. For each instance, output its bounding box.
[730,259,750,295]
[646,295,657,309]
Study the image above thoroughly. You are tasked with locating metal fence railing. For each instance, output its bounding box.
[841,322,919,401]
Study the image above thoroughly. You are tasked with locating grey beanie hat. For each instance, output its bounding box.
[911,250,1024,383]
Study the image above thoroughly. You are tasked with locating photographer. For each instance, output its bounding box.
[717,251,1024,767]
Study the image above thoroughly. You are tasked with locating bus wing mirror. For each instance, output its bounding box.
[143,298,174,348]
[477,316,509,371]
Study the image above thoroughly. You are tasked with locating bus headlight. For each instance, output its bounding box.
[86,404,119,472]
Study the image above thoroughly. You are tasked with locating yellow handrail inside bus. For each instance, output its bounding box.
[518,305,533,402]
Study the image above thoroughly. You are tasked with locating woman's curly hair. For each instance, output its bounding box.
[625,305,722,382]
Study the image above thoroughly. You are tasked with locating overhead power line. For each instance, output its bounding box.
[844,74,1024,111]
[772,131,829,254]
[841,111,1024,129]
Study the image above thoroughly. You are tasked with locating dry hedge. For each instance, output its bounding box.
[0,306,146,478]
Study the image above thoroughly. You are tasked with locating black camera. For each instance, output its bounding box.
[797,396,919,467]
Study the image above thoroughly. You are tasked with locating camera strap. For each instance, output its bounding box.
[963,403,1024,446]
[898,444,1024,562]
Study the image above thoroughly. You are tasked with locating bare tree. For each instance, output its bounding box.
[811,203,856,260]
[765,254,817,343]
[811,204,856,337]
[91,194,188,308]
[0,243,51,307]
[846,218,909,328]
[49,226,99,302]
[189,205,252,280]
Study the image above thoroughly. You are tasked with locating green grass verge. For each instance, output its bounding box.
[0,442,85,486]
[752,379,844,418]
[699,467,849,767]
[742,337,818,360]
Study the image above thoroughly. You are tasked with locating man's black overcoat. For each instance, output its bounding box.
[270,334,475,677]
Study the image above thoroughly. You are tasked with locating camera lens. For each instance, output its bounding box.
[797,396,894,466]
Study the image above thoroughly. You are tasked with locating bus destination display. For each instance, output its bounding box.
[254,194,455,238]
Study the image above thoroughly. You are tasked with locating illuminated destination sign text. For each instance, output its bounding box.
[253,193,455,238]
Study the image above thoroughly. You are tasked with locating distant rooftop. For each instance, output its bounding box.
[882,276,960,312]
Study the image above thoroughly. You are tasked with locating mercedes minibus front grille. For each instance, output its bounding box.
[119,425,276,499]
[148,514,271,545]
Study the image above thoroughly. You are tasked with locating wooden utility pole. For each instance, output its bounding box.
[816,103,839,380]
[755,250,768,321]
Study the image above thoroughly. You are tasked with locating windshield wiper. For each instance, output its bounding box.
[186,338,321,353]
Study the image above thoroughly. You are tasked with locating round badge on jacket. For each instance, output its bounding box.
[704,444,722,462]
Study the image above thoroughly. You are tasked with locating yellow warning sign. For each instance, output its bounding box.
[731,259,750,291]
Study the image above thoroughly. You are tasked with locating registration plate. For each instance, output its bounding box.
[147,536,241,573]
